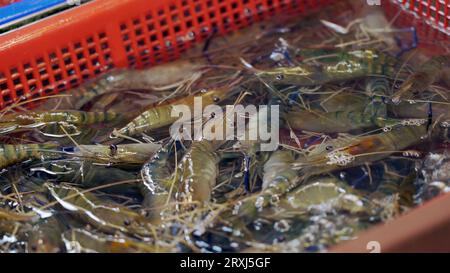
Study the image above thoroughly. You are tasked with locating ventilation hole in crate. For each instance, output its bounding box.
[3,93,12,103]
[10,67,18,76]
[57,83,66,90]
[138,39,146,47]
[101,42,109,50]
[116,0,330,68]
[49,52,57,60]
[0,82,8,91]
[16,89,24,97]
[91,58,100,66]
[70,78,78,85]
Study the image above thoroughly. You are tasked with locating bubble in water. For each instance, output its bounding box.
[274,220,291,233]
[187,31,196,40]
[440,121,450,128]
[252,219,264,231]
[232,229,242,237]
[230,242,239,249]
[232,201,242,215]
[212,245,222,253]
[255,196,265,210]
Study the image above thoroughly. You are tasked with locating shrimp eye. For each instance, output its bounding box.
[210,112,216,118]
[109,144,118,156]
[123,219,131,226]
[276,74,284,80]
[325,145,333,151]
[213,96,220,103]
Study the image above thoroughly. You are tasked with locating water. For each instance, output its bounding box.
[0,1,449,253]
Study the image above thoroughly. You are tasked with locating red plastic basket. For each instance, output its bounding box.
[0,0,19,7]
[384,0,450,41]
[398,0,449,35]
[0,0,335,110]
[0,0,448,110]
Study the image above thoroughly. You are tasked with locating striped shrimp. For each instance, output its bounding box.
[286,105,396,133]
[115,86,234,137]
[30,159,138,192]
[62,59,205,110]
[0,142,160,171]
[255,49,399,86]
[69,143,162,165]
[392,54,450,104]
[287,78,393,133]
[293,121,429,176]
[231,150,298,220]
[46,183,154,237]
[174,141,220,206]
[140,146,172,223]
[62,229,171,253]
[0,143,60,170]
[0,110,121,135]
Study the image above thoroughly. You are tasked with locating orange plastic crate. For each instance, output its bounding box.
[384,0,450,41]
[0,0,448,110]
[0,0,19,7]
[0,0,334,109]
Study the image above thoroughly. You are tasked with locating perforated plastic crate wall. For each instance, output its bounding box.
[0,0,333,109]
